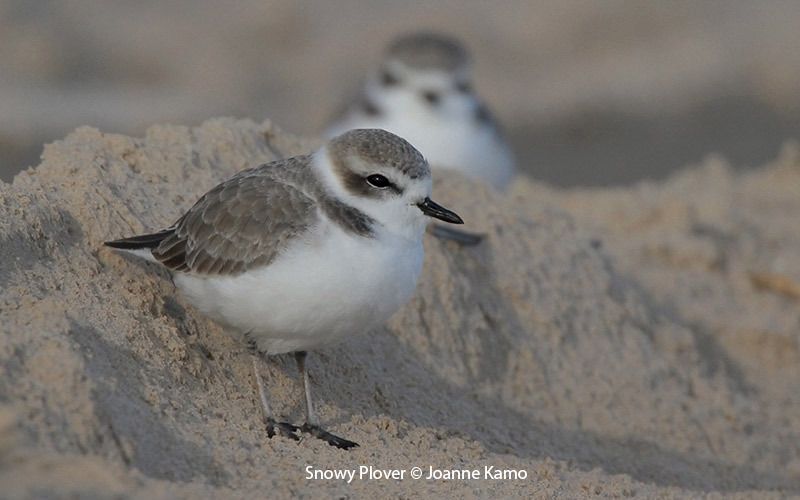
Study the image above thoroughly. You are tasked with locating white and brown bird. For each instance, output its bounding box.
[105,129,463,449]
[326,31,516,190]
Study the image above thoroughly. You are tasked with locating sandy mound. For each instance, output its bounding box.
[1,118,798,498]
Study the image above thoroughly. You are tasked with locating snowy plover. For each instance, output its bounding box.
[326,31,516,190]
[105,129,463,449]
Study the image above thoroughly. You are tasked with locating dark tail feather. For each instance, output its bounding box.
[104,228,173,250]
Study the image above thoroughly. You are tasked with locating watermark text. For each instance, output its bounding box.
[305,465,527,483]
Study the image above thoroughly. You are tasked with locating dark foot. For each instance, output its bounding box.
[301,423,359,449]
[429,224,485,246]
[245,336,259,355]
[266,417,300,441]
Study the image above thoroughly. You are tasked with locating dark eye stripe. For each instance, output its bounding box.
[421,90,440,105]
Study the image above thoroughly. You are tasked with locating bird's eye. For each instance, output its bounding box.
[421,90,440,105]
[366,174,391,189]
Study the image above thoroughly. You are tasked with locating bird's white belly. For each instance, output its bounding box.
[174,225,423,354]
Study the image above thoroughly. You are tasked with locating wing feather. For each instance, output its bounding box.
[152,157,317,275]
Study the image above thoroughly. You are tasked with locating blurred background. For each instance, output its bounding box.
[1,0,799,186]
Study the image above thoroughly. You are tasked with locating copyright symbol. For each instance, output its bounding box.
[410,467,422,479]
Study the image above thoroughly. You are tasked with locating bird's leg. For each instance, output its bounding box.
[249,349,299,441]
[295,351,359,449]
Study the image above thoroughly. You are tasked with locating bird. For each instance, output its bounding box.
[326,31,516,191]
[104,129,464,449]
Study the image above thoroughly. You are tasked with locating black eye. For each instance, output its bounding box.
[421,90,440,105]
[366,174,391,189]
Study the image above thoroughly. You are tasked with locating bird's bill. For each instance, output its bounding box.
[417,197,464,224]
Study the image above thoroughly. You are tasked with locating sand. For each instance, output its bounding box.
[1,118,798,498]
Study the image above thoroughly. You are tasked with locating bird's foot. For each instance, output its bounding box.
[266,417,300,441]
[301,423,359,449]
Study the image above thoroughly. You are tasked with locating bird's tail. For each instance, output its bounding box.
[104,228,173,251]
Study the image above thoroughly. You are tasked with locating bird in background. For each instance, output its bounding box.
[326,31,517,191]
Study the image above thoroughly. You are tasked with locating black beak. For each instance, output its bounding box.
[417,197,464,224]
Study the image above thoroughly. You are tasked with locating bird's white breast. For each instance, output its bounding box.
[174,219,424,354]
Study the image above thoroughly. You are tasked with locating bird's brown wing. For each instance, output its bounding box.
[153,156,318,276]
